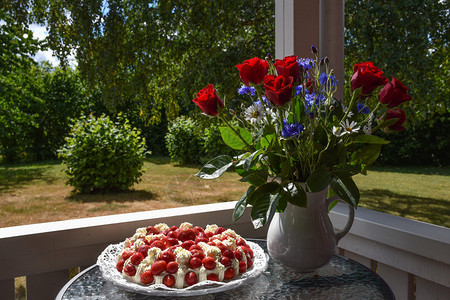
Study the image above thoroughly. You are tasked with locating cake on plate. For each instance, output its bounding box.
[116,222,254,288]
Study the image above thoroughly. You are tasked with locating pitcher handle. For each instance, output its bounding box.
[326,195,355,243]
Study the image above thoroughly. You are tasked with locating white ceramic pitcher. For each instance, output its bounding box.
[266,185,355,272]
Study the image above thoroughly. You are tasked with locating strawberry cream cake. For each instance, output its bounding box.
[115,222,254,289]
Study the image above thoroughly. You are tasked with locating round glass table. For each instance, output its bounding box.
[56,239,395,299]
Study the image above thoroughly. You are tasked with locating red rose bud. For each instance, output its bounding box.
[263,75,294,107]
[235,57,269,86]
[383,109,406,132]
[274,55,301,83]
[192,84,225,116]
[378,77,412,108]
[351,62,388,96]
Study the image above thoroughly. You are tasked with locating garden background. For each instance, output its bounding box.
[1,0,449,228]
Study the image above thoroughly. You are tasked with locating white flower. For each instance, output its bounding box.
[338,119,361,136]
[332,126,343,137]
[244,103,266,124]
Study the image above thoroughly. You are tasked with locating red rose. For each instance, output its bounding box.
[274,55,301,83]
[263,75,294,107]
[351,62,388,96]
[384,109,406,131]
[235,57,269,86]
[192,84,224,116]
[379,77,412,108]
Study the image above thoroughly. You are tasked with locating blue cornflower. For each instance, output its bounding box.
[298,58,314,72]
[319,73,338,89]
[282,121,304,138]
[238,85,256,96]
[357,102,370,114]
[295,85,304,97]
[305,93,325,111]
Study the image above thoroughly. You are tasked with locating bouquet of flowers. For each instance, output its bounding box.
[193,46,411,229]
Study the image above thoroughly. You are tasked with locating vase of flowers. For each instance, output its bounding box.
[193,46,411,272]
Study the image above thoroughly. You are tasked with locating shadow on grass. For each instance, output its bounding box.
[360,188,450,228]
[369,165,450,176]
[67,189,157,203]
[0,163,60,191]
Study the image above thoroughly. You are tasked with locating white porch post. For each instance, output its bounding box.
[275,0,344,99]
[319,0,345,99]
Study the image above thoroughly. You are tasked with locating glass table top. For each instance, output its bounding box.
[57,239,395,300]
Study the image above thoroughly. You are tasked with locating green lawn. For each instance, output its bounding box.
[0,158,448,228]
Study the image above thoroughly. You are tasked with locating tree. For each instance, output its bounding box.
[345,0,449,123]
[7,0,275,124]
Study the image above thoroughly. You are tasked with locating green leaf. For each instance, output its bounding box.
[330,175,360,207]
[332,163,363,177]
[260,125,276,149]
[351,144,383,168]
[306,168,332,192]
[232,185,255,223]
[240,169,268,186]
[267,153,282,174]
[195,155,233,179]
[243,149,263,171]
[281,181,307,207]
[350,134,390,145]
[219,126,252,150]
[249,182,281,229]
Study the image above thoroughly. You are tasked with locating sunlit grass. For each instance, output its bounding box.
[0,158,448,228]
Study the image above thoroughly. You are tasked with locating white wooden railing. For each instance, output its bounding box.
[0,202,449,300]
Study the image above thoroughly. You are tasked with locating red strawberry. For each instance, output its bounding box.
[222,249,235,260]
[151,260,167,275]
[166,237,179,246]
[166,261,179,274]
[234,250,243,261]
[140,270,154,284]
[207,274,219,281]
[220,256,231,267]
[180,240,195,250]
[236,238,247,247]
[160,251,176,263]
[185,271,198,286]
[194,226,205,234]
[247,257,254,268]
[124,263,136,276]
[239,260,247,273]
[224,267,235,280]
[163,274,176,287]
[214,227,226,235]
[116,259,125,272]
[206,231,214,238]
[189,244,202,251]
[137,245,150,257]
[202,257,216,270]
[189,257,202,269]
[130,252,145,265]
[150,240,166,250]
[195,236,208,244]
[167,231,177,238]
[190,249,205,260]
[146,226,159,235]
[121,249,134,261]
[170,225,178,231]
[177,229,196,242]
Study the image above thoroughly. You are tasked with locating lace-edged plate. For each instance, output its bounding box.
[97,241,268,296]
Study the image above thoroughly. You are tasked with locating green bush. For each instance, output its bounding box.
[165,116,203,164]
[165,116,237,164]
[202,124,236,160]
[58,114,147,193]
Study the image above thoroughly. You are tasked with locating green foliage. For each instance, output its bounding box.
[9,0,275,123]
[345,0,449,123]
[58,114,147,194]
[165,116,203,164]
[165,116,236,164]
[345,0,449,166]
